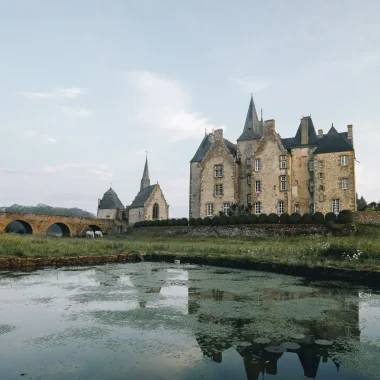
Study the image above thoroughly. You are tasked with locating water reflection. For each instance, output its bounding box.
[0,264,378,379]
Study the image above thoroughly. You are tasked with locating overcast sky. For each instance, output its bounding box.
[0,0,379,217]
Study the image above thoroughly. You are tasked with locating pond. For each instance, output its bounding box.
[0,263,380,379]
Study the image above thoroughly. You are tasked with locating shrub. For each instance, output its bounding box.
[258,213,268,224]
[325,212,337,224]
[133,222,140,228]
[211,216,220,226]
[169,218,177,226]
[247,214,258,224]
[279,213,289,224]
[181,218,189,226]
[268,213,279,224]
[229,215,238,225]
[237,215,247,224]
[195,218,202,226]
[142,221,148,227]
[202,217,211,226]
[159,220,166,227]
[289,213,301,224]
[338,210,353,224]
[219,216,229,225]
[301,213,313,224]
[153,220,160,227]
[189,218,196,226]
[312,212,324,224]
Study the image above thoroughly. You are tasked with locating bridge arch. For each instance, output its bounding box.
[4,220,33,234]
[80,224,103,237]
[46,222,71,238]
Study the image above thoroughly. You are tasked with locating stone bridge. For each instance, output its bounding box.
[0,212,124,237]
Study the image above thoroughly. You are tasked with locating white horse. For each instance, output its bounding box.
[86,231,94,238]
[95,231,103,238]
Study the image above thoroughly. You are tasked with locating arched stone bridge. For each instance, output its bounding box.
[0,212,124,237]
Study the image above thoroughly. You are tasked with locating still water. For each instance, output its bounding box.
[1,263,380,379]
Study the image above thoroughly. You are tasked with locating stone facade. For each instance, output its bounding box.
[143,185,169,221]
[189,96,356,217]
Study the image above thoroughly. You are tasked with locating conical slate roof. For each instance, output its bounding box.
[313,124,354,154]
[98,188,125,210]
[237,95,262,141]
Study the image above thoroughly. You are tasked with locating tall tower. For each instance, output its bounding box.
[237,95,263,207]
[140,156,150,191]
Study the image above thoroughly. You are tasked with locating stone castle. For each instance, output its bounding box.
[189,96,356,219]
[97,157,169,226]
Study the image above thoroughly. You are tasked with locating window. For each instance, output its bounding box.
[319,160,323,168]
[206,203,214,216]
[153,203,159,219]
[310,203,315,214]
[223,203,230,216]
[294,204,300,213]
[255,202,261,214]
[246,158,251,166]
[319,185,325,191]
[247,194,251,205]
[215,184,223,196]
[254,159,260,172]
[342,177,348,190]
[280,155,287,168]
[332,199,340,214]
[278,201,284,214]
[309,179,314,193]
[247,174,251,185]
[319,173,323,179]
[214,165,223,177]
[341,155,348,166]
[255,180,261,193]
[308,160,314,171]
[280,175,287,191]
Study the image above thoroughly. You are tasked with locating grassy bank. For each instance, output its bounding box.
[0,225,379,271]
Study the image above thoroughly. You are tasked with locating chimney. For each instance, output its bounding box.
[98,198,101,206]
[214,128,224,141]
[318,129,323,138]
[264,119,275,132]
[301,117,308,145]
[347,124,353,146]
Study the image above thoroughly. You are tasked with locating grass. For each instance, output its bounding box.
[0,225,380,271]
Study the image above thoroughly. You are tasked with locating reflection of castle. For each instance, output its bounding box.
[188,285,360,379]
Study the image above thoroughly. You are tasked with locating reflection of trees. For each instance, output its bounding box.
[187,281,360,379]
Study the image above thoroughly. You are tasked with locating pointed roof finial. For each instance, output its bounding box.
[140,155,150,191]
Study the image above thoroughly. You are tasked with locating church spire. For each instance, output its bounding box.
[237,95,262,141]
[140,155,150,192]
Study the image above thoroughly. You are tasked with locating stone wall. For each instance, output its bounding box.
[144,184,169,221]
[252,121,290,214]
[97,209,118,219]
[199,130,238,218]
[354,211,380,225]
[128,206,145,225]
[189,162,201,219]
[314,150,356,214]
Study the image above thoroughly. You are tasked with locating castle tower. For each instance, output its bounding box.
[140,156,150,191]
[237,95,263,207]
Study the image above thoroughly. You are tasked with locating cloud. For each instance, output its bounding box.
[125,71,225,141]
[41,163,113,177]
[23,129,57,144]
[230,76,270,92]
[21,87,86,100]
[60,106,91,118]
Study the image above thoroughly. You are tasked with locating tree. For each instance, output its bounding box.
[356,194,367,211]
[229,203,252,216]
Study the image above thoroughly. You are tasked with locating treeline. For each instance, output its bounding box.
[357,194,380,211]
[134,210,353,228]
[0,204,95,218]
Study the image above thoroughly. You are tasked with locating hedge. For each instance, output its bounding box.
[132,210,353,227]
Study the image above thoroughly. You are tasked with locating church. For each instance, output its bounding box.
[97,157,169,226]
[189,96,356,219]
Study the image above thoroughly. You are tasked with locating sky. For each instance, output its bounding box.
[0,0,379,217]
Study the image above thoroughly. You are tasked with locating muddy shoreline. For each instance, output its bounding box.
[0,253,379,286]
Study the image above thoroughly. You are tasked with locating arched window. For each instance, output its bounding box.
[153,203,159,219]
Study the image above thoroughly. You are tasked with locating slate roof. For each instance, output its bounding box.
[313,125,354,154]
[190,134,237,163]
[281,117,318,148]
[98,188,125,210]
[129,184,156,208]
[237,95,263,141]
